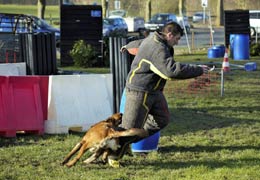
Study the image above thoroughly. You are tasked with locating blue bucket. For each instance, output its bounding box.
[208,47,221,58]
[119,88,126,113]
[232,34,250,60]
[131,131,160,152]
[119,88,160,152]
[244,62,257,71]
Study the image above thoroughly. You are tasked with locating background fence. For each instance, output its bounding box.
[0,32,57,75]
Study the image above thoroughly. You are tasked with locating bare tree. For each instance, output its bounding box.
[216,0,224,26]
[146,0,151,21]
[37,0,46,19]
[236,0,247,9]
[178,0,183,15]
[102,0,108,18]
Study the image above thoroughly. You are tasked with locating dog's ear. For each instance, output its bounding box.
[105,117,114,123]
[111,113,123,120]
[106,113,122,125]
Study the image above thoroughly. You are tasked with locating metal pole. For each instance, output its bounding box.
[191,31,194,50]
[117,37,123,102]
[256,28,258,43]
[208,11,214,46]
[180,12,191,54]
[220,69,224,97]
[114,37,120,112]
[203,6,206,24]
[109,37,116,113]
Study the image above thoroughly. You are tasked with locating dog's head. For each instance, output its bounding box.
[105,113,123,126]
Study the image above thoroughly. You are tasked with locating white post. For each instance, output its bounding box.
[208,11,214,46]
[203,6,206,24]
[180,12,191,54]
[221,69,224,97]
[256,27,258,43]
[201,0,208,24]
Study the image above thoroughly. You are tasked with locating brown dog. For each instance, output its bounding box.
[62,113,148,167]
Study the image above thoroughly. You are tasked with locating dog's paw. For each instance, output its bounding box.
[65,162,74,168]
[83,159,94,164]
[61,159,69,166]
[108,158,121,168]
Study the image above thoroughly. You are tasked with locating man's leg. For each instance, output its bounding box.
[108,90,170,166]
[108,89,149,166]
[143,92,170,136]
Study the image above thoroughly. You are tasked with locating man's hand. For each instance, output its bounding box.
[198,65,215,74]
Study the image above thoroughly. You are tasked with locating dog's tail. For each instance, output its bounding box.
[61,142,83,165]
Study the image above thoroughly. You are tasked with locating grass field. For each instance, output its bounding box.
[0,4,60,26]
[1,4,260,180]
[1,54,260,180]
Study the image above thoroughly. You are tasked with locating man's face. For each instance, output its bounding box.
[167,32,181,47]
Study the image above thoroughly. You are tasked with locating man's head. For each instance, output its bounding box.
[162,21,184,47]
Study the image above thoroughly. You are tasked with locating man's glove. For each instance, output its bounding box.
[198,65,215,74]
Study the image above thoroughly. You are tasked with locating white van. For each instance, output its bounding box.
[124,17,145,32]
[249,10,260,36]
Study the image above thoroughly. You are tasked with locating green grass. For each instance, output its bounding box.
[59,67,110,74]
[0,4,60,26]
[0,4,60,18]
[1,52,260,179]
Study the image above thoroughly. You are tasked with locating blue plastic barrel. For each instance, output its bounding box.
[214,44,226,57]
[207,48,220,58]
[233,34,250,60]
[119,88,160,152]
[229,34,235,59]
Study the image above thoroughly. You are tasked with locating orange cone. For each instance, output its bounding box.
[222,48,230,72]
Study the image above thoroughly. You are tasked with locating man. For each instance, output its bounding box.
[108,21,210,167]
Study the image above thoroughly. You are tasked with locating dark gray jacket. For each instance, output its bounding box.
[125,31,203,93]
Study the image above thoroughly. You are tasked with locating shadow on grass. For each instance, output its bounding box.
[158,144,260,153]
[0,131,85,147]
[141,157,260,170]
[161,106,260,136]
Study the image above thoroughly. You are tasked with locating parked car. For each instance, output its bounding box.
[249,10,260,36]
[192,12,209,23]
[102,17,128,37]
[108,10,126,18]
[0,13,60,47]
[177,15,191,34]
[145,13,178,31]
[124,17,145,33]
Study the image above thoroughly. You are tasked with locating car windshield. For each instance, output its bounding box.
[103,19,110,25]
[151,14,169,23]
[104,19,116,25]
[195,13,203,16]
[32,17,52,28]
[109,10,126,17]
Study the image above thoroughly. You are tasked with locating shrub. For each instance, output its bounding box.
[70,40,97,67]
[250,42,260,56]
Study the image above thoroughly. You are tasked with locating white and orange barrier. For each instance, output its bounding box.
[45,74,113,134]
[0,74,113,137]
